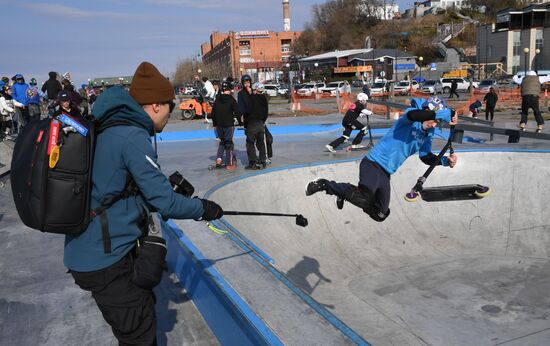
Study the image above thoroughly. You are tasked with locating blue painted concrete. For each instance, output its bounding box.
[161,219,283,346]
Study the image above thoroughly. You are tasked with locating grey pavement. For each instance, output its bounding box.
[1,103,550,345]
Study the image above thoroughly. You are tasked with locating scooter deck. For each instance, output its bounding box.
[419,184,491,202]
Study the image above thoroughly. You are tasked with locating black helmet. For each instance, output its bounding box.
[221,81,233,91]
[241,74,252,83]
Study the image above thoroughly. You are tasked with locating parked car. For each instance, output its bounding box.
[264,84,286,97]
[277,84,289,95]
[370,81,388,96]
[420,80,443,94]
[477,79,498,92]
[297,82,326,96]
[393,80,419,95]
[321,81,351,95]
[440,77,478,93]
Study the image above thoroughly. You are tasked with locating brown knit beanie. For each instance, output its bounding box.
[129,61,175,105]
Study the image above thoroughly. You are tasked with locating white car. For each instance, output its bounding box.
[420,80,443,94]
[440,77,478,93]
[393,80,419,95]
[297,82,326,96]
[370,81,388,95]
[263,84,286,97]
[321,81,351,95]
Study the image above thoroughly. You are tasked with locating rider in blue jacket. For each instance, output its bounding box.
[306,96,458,222]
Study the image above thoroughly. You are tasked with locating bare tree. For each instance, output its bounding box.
[172,58,199,86]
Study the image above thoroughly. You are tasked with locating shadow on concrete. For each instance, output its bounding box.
[286,256,334,309]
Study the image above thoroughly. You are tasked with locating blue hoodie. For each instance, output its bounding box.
[367,98,451,175]
[64,87,204,272]
[12,81,29,106]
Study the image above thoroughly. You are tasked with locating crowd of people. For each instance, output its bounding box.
[0,71,98,142]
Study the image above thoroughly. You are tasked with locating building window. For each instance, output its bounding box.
[512,31,521,74]
[240,49,251,56]
[239,40,250,47]
[281,39,292,53]
[536,29,543,50]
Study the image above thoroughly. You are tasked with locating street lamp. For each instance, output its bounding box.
[418,56,424,81]
[523,47,529,75]
[535,48,541,74]
[286,62,292,103]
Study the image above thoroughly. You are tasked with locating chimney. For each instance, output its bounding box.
[283,0,290,32]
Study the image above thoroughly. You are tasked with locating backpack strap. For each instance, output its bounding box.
[90,119,143,254]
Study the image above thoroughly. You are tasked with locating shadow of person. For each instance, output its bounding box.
[154,272,191,346]
[286,256,332,295]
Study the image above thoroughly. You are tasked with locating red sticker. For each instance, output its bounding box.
[47,120,60,155]
[36,130,44,143]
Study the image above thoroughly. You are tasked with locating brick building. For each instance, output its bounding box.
[201,30,301,82]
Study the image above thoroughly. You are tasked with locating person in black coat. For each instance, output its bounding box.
[41,71,62,101]
[211,81,240,168]
[243,82,269,169]
[448,79,459,99]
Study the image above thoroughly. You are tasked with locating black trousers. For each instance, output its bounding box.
[70,254,157,346]
[245,121,266,164]
[329,119,366,148]
[448,89,459,98]
[325,157,391,214]
[265,125,273,158]
[520,95,544,126]
[216,126,235,165]
[485,106,495,121]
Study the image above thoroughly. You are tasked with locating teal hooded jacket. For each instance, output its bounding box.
[64,87,204,272]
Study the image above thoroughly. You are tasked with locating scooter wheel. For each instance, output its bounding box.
[404,192,419,202]
[474,186,491,198]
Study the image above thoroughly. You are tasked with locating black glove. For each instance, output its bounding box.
[198,198,223,221]
[450,109,456,118]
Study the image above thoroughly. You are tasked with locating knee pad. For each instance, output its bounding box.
[368,208,390,222]
[344,186,374,211]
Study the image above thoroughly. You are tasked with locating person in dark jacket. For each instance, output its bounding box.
[41,71,62,101]
[61,78,83,106]
[326,92,371,152]
[212,81,239,168]
[55,90,82,119]
[483,87,498,121]
[65,61,223,346]
[448,79,459,99]
[243,82,269,169]
[519,71,543,133]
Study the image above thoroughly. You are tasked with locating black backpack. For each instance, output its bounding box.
[10,116,137,242]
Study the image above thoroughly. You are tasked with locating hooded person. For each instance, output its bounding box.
[306,96,458,222]
[65,61,224,346]
[41,71,62,101]
[211,80,240,168]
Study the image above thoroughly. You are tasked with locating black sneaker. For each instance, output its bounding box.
[260,162,267,169]
[335,196,344,209]
[306,178,328,196]
[245,162,257,170]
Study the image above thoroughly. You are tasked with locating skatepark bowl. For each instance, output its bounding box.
[206,150,550,345]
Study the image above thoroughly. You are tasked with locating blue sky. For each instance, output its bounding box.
[1,0,410,86]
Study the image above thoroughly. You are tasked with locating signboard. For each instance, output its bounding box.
[239,57,254,63]
[333,66,372,73]
[236,30,270,39]
[430,63,437,71]
[395,63,416,71]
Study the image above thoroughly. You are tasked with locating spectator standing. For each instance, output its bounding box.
[211,81,240,169]
[243,82,269,169]
[56,91,82,119]
[519,71,543,133]
[41,71,62,101]
[11,74,30,128]
[27,78,42,122]
[483,87,498,121]
[79,84,89,116]
[0,83,22,140]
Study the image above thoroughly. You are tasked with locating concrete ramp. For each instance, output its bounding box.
[210,151,550,345]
